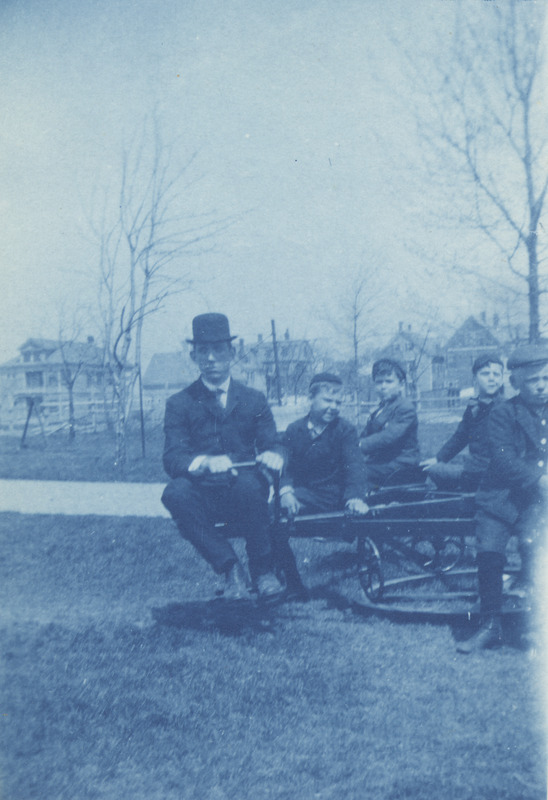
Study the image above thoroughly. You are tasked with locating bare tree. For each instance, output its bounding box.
[90,116,227,470]
[326,268,388,425]
[404,1,548,342]
[56,305,98,441]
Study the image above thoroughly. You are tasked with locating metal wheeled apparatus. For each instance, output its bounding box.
[272,471,529,619]
[215,464,529,618]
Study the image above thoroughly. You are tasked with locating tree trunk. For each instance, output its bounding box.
[526,233,540,344]
[68,385,76,441]
[114,372,128,475]
[115,397,127,474]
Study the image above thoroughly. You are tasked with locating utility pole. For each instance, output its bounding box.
[271,319,283,406]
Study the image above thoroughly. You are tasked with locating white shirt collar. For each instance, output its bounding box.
[201,376,231,401]
[307,417,328,438]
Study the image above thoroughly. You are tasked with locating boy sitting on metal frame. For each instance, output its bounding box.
[359,359,420,489]
[272,373,368,597]
[421,353,505,492]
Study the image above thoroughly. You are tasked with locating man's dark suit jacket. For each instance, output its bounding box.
[476,394,548,524]
[359,396,419,466]
[163,378,278,479]
[280,416,366,507]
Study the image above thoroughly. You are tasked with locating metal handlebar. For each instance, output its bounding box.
[284,494,475,525]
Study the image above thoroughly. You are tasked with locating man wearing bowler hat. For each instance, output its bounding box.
[457,343,548,653]
[161,313,284,600]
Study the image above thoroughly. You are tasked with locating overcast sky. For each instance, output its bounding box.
[1,0,546,367]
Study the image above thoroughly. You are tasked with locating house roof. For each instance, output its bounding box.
[246,339,314,364]
[378,329,442,361]
[19,338,59,352]
[142,352,196,388]
[445,316,501,350]
[53,341,103,365]
[0,338,104,370]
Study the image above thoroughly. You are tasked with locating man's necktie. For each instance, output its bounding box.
[213,388,225,409]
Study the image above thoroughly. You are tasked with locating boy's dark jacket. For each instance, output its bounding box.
[360,396,419,466]
[436,394,503,476]
[280,416,366,506]
[476,394,548,523]
[163,378,278,479]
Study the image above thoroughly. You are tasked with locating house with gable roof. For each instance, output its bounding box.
[376,323,445,397]
[0,337,110,433]
[444,315,503,390]
[142,330,317,419]
[141,350,197,418]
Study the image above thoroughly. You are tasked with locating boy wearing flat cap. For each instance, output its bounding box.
[161,313,284,601]
[359,359,420,488]
[421,353,504,491]
[458,344,548,653]
[275,374,369,595]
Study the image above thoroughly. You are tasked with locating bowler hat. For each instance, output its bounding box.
[507,344,548,370]
[186,313,237,345]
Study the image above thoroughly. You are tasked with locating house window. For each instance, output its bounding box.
[26,371,44,388]
[48,373,59,387]
[23,352,31,363]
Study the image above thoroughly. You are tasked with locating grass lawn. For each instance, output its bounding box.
[0,418,459,483]
[1,513,546,799]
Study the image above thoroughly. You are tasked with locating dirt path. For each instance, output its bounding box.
[0,479,170,517]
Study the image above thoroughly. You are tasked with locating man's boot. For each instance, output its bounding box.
[457,614,503,654]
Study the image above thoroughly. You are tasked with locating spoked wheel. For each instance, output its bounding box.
[357,536,384,602]
[412,536,464,573]
[358,567,529,619]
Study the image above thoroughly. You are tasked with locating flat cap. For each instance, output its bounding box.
[507,344,548,370]
[309,372,343,389]
[472,351,504,375]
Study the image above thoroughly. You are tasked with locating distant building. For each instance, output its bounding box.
[142,330,316,419]
[142,351,197,418]
[377,323,445,397]
[244,330,316,402]
[444,315,503,390]
[0,337,109,433]
[376,316,509,402]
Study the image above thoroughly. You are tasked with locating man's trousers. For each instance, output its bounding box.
[162,471,273,577]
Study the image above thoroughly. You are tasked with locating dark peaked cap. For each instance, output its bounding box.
[186,313,237,344]
[507,344,548,370]
[309,372,343,389]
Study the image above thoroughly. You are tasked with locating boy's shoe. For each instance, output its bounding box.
[256,572,284,599]
[223,562,248,601]
[457,615,503,654]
